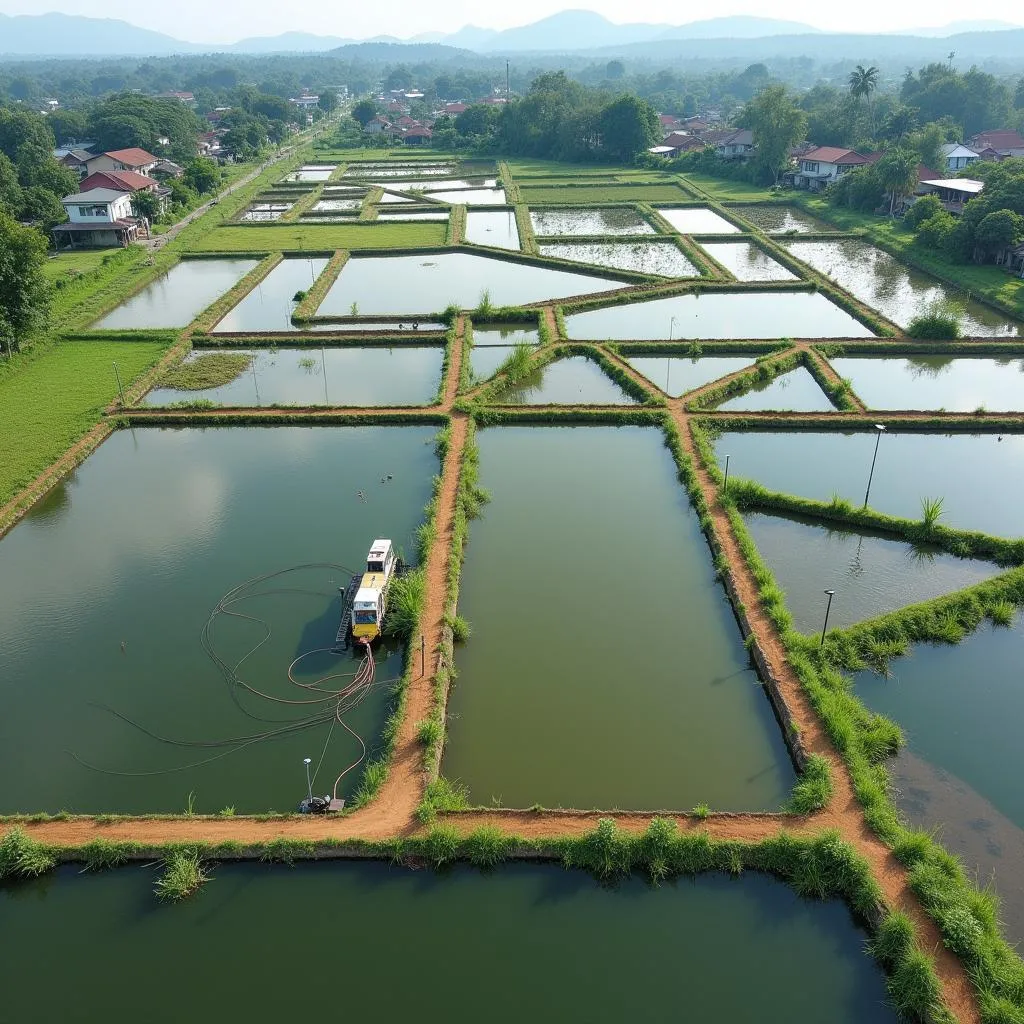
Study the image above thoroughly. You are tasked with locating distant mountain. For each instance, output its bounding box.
[442,24,501,50]
[658,16,820,40]
[473,10,673,52]
[226,32,355,53]
[898,20,1023,37]
[0,12,197,55]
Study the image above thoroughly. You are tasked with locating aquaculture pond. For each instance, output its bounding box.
[700,242,797,282]
[284,168,333,182]
[472,323,540,346]
[377,210,449,221]
[379,178,498,191]
[0,863,898,1024]
[786,239,1021,336]
[530,208,655,237]
[0,426,437,814]
[444,427,794,810]
[712,430,1024,538]
[854,615,1024,943]
[743,511,1000,632]
[93,258,258,330]
[625,354,756,397]
[716,367,836,413]
[379,192,418,203]
[212,257,328,333]
[470,346,531,382]
[733,205,836,234]
[491,357,636,405]
[566,292,873,340]
[146,347,444,407]
[465,209,520,250]
[318,253,626,315]
[428,188,506,205]
[829,355,1024,412]
[539,241,698,277]
[312,199,362,212]
[656,207,740,234]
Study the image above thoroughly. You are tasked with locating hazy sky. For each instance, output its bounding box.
[2,0,1021,43]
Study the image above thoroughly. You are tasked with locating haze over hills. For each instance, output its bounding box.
[0,8,1022,57]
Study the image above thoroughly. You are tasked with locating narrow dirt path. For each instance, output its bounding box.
[797,341,868,413]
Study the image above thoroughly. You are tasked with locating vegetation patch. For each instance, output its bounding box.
[193,222,448,252]
[520,183,690,204]
[154,849,211,901]
[160,352,253,391]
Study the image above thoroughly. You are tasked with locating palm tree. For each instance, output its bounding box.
[849,64,880,134]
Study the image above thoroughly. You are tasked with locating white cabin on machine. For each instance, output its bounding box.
[351,539,398,642]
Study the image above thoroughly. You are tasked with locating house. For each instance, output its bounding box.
[994,242,1024,278]
[444,102,468,115]
[716,128,754,160]
[52,188,142,248]
[57,148,95,179]
[790,146,869,190]
[364,116,395,136]
[966,130,1024,159]
[403,125,433,146]
[939,143,980,173]
[658,113,684,135]
[656,132,709,156]
[291,94,320,110]
[79,169,169,217]
[158,91,195,106]
[85,147,159,177]
[918,178,985,214]
[152,159,184,180]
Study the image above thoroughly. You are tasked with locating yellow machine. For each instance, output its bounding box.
[351,539,398,643]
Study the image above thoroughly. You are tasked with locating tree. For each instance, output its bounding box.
[915,211,956,250]
[19,185,66,226]
[974,209,1024,260]
[351,99,377,127]
[739,85,807,185]
[183,157,218,194]
[385,67,412,92]
[454,104,500,138]
[131,190,160,222]
[0,213,49,355]
[874,148,919,215]
[318,89,338,114]
[849,65,880,104]
[0,153,22,216]
[605,61,625,80]
[47,109,89,146]
[904,193,943,229]
[881,106,918,142]
[598,95,660,162]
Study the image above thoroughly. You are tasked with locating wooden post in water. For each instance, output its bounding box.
[421,634,426,676]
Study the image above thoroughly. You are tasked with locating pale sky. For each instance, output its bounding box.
[2,0,1021,44]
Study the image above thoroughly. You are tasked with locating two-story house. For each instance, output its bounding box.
[84,147,159,177]
[51,188,141,248]
[938,144,981,173]
[716,128,754,160]
[791,146,869,190]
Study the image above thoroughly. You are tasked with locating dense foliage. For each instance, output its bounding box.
[0,212,50,354]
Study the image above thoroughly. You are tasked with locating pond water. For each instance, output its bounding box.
[348,165,455,178]
[656,208,740,234]
[93,259,259,330]
[465,209,520,250]
[0,426,437,813]
[786,239,1021,336]
[377,178,498,191]
[0,862,897,1024]
[743,510,1000,632]
[854,615,1024,943]
[530,208,656,237]
[444,427,794,810]
[240,210,284,221]
[713,430,1024,538]
[829,356,1024,412]
[146,347,444,407]
[626,354,756,396]
[700,242,797,282]
[284,169,332,182]
[470,346,530,382]
[717,367,836,412]
[379,192,418,203]
[427,188,507,205]
[312,199,362,212]
[734,206,836,234]
[212,257,328,333]
[377,210,449,221]
[566,292,874,340]
[472,323,541,346]
[318,253,626,316]
[539,241,698,278]
[492,357,636,405]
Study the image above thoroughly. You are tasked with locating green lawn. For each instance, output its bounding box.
[194,221,448,252]
[520,183,691,204]
[0,339,168,506]
[506,159,646,177]
[680,174,777,201]
[43,250,119,284]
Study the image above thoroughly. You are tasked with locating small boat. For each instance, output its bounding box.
[350,539,399,644]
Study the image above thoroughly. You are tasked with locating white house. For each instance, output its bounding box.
[52,188,141,248]
[791,146,869,190]
[939,144,980,173]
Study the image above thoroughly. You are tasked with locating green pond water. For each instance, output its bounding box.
[0,426,437,814]
[743,511,1000,632]
[318,253,626,316]
[444,427,794,809]
[146,347,444,407]
[428,188,506,205]
[733,206,835,234]
[717,367,836,413]
[376,210,449,221]
[854,615,1024,942]
[472,323,541,346]
[465,209,521,250]
[492,357,635,405]
[566,292,873,340]
[656,207,740,234]
[530,208,656,236]
[539,241,698,277]
[213,257,328,333]
[786,239,1021,336]
[700,242,798,282]
[93,259,258,330]
[0,862,897,1024]
[713,430,1024,538]
[830,355,1024,412]
[626,354,756,396]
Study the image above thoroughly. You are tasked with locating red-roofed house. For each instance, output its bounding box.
[792,146,869,190]
[80,169,163,195]
[660,132,709,156]
[444,102,468,115]
[403,125,433,146]
[85,147,159,177]
[967,130,1024,159]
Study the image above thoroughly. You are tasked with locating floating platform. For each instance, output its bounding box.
[332,575,362,653]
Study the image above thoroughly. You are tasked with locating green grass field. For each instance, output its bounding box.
[194,222,448,252]
[506,159,651,177]
[43,250,119,284]
[0,339,168,506]
[520,183,691,204]
[681,174,777,201]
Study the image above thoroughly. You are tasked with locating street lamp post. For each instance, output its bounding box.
[303,757,313,803]
[820,590,836,647]
[722,454,731,493]
[863,424,886,509]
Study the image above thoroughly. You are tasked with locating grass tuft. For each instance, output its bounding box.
[154,849,210,901]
